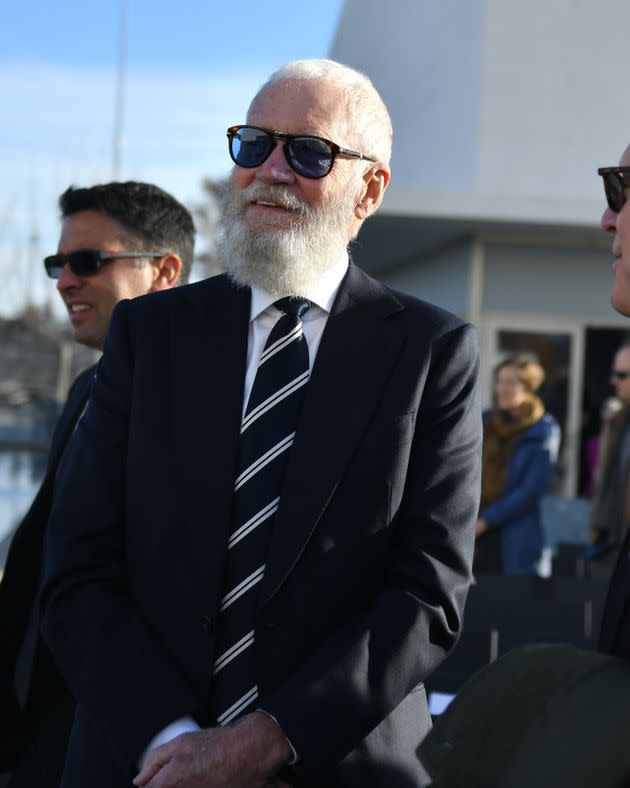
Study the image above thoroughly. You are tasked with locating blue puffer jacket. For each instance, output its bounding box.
[481,411,561,575]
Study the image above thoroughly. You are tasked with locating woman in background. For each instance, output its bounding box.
[475,355,561,575]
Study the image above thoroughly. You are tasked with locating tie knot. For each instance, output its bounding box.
[273,297,312,319]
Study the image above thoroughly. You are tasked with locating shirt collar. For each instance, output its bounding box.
[249,251,349,323]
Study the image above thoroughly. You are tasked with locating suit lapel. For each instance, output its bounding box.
[47,365,95,472]
[28,371,91,544]
[260,265,406,605]
[170,277,250,614]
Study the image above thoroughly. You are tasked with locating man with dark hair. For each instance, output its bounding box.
[42,61,481,788]
[54,181,194,351]
[0,180,194,788]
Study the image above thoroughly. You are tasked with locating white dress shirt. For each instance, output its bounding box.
[141,255,349,764]
[243,255,349,413]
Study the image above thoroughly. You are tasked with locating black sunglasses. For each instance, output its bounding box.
[611,370,630,380]
[598,166,630,213]
[227,124,377,180]
[44,249,166,279]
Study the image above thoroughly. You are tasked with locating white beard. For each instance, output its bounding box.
[218,179,355,296]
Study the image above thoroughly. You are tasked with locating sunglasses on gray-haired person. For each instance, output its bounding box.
[227,125,377,179]
[598,166,630,213]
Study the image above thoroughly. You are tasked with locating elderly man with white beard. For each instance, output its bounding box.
[40,59,482,788]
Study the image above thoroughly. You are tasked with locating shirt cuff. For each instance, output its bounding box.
[256,708,298,765]
[140,716,200,767]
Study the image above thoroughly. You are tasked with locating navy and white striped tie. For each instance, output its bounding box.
[210,297,312,726]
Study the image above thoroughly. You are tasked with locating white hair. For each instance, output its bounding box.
[219,180,356,296]
[250,59,393,166]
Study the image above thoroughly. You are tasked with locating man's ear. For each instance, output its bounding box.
[150,254,182,292]
[354,163,391,221]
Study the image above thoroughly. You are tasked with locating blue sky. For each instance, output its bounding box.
[0,0,345,316]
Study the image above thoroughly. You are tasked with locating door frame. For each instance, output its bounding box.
[480,313,583,497]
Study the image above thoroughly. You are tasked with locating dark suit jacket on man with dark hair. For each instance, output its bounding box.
[0,367,93,787]
[41,265,481,787]
[1,176,191,787]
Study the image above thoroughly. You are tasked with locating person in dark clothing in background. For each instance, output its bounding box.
[588,344,630,578]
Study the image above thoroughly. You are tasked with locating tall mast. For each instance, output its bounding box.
[25,185,40,311]
[112,0,129,180]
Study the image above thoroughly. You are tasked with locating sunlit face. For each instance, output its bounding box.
[601,144,630,316]
[220,78,375,294]
[56,211,161,350]
[610,346,630,404]
[232,78,364,237]
[495,365,528,411]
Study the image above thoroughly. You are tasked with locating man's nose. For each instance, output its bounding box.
[56,262,83,293]
[601,205,618,234]
[255,141,295,185]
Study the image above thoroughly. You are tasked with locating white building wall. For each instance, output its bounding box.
[483,241,624,321]
[477,0,626,203]
[331,0,630,226]
[332,0,486,193]
[381,243,472,317]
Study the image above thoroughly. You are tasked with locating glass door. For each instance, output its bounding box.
[483,318,582,497]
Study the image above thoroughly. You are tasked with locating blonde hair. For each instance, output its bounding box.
[495,354,545,393]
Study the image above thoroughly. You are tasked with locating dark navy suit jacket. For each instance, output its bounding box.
[41,266,482,787]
